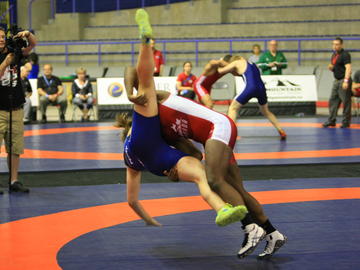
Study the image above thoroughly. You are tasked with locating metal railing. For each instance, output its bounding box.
[0,3,14,25]
[56,0,192,15]
[34,37,360,66]
[26,0,193,30]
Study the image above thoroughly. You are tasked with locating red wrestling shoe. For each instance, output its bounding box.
[279,130,287,140]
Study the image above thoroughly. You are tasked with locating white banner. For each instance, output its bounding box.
[97,77,177,105]
[97,78,129,105]
[29,79,38,107]
[235,75,318,102]
[153,77,177,95]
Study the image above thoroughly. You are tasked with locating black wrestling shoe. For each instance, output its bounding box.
[322,121,336,128]
[340,123,350,128]
[10,181,30,193]
[41,115,47,124]
[60,114,66,123]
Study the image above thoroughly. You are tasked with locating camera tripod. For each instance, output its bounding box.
[7,71,14,192]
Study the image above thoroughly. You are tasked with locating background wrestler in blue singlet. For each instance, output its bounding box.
[218,55,287,140]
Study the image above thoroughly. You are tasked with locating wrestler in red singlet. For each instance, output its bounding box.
[158,93,237,163]
[193,71,224,100]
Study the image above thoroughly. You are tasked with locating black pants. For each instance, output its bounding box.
[327,79,352,125]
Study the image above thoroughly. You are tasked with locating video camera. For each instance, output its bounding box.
[6,25,27,56]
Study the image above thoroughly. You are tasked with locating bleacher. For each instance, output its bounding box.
[33,0,360,69]
[23,0,360,119]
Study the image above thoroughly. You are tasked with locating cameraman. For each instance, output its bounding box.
[0,27,36,193]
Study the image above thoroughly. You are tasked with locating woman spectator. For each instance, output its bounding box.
[176,61,197,100]
[248,44,261,64]
[72,67,94,122]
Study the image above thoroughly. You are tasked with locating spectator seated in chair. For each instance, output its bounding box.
[176,61,197,100]
[37,64,67,123]
[71,67,94,122]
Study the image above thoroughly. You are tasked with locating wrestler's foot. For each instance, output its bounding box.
[238,223,266,259]
[258,230,287,259]
[279,129,287,140]
[135,9,153,43]
[215,204,248,227]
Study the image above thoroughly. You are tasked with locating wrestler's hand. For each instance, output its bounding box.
[128,93,148,105]
[146,218,162,227]
[164,167,179,182]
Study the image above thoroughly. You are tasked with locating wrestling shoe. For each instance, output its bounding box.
[10,181,30,193]
[322,121,336,128]
[135,9,153,42]
[279,129,287,140]
[258,230,287,259]
[215,204,248,227]
[238,223,266,259]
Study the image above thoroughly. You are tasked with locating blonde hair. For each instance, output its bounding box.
[76,67,87,74]
[114,113,132,142]
[230,55,243,62]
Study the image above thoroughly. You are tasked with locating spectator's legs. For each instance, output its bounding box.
[84,97,94,120]
[86,97,94,109]
[73,97,85,121]
[56,96,67,120]
[73,97,84,109]
[39,96,50,120]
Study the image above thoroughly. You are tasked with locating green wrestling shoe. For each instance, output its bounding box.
[135,9,153,42]
[215,204,248,227]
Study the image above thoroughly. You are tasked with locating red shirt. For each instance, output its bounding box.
[177,72,197,88]
[153,49,164,74]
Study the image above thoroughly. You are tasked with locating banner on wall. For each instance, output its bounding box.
[97,77,177,105]
[235,75,318,102]
[29,79,38,107]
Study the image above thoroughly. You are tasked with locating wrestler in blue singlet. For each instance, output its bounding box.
[235,61,268,105]
[124,111,187,176]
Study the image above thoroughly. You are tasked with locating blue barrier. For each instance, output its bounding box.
[56,0,189,14]
[35,37,360,66]
[230,2,360,10]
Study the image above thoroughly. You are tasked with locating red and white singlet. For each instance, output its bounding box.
[158,94,237,149]
[193,71,223,100]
